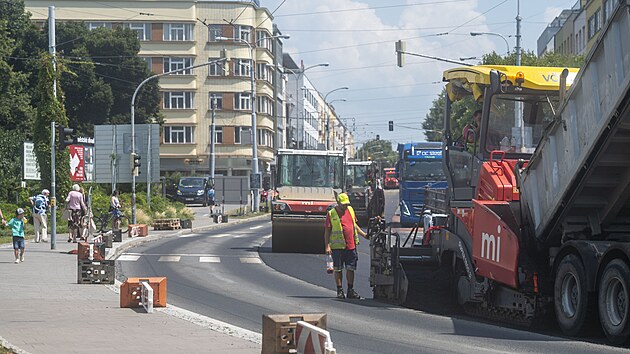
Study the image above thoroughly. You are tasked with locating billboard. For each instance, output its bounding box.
[69,145,85,182]
[23,142,41,180]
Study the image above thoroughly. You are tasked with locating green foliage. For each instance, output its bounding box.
[355,139,398,168]
[422,51,585,141]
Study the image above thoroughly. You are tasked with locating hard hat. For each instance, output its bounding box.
[337,193,351,205]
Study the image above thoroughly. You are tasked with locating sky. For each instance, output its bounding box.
[259,0,578,148]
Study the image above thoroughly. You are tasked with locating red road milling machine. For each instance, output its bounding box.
[370,4,630,344]
[271,149,344,254]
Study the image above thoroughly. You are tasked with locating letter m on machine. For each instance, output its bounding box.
[470,200,520,289]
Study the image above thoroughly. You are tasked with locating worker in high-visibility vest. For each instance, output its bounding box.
[324,192,368,299]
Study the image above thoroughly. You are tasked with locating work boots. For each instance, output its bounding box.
[347,288,361,299]
[336,288,345,299]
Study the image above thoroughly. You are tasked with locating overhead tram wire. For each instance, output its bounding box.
[273,0,468,18]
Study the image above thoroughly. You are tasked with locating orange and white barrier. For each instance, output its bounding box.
[295,321,336,354]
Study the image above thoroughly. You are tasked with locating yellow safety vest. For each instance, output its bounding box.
[328,206,359,250]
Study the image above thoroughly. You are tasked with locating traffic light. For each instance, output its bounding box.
[57,125,74,150]
[376,134,380,141]
[130,153,141,176]
[396,40,406,68]
[389,121,394,131]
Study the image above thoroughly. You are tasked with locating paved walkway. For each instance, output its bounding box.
[0,206,263,354]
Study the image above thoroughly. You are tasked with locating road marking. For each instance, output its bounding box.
[249,225,264,230]
[210,233,232,238]
[118,255,140,262]
[240,257,262,264]
[158,256,181,262]
[180,233,200,238]
[199,256,221,263]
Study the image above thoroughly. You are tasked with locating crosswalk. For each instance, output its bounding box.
[118,253,264,264]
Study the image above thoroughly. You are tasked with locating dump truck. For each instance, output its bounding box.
[345,160,382,225]
[271,149,344,253]
[371,3,630,344]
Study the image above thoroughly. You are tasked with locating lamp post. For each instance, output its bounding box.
[285,63,329,149]
[327,98,346,150]
[324,87,349,150]
[470,32,510,55]
[217,34,289,213]
[130,57,227,224]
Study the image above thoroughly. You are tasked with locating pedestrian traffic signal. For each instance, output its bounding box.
[57,125,75,150]
[389,121,394,131]
[130,153,141,176]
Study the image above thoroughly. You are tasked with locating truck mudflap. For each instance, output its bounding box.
[271,214,326,254]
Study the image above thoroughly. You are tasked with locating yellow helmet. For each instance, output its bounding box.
[337,193,351,205]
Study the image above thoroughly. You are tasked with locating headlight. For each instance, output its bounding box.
[176,190,182,195]
[273,202,288,211]
[197,190,205,196]
[400,200,411,216]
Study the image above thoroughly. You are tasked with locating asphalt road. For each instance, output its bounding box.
[118,191,626,353]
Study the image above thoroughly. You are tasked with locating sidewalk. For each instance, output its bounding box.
[0,208,266,354]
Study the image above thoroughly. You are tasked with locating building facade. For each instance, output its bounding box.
[26,0,286,177]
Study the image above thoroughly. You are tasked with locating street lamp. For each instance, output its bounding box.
[470,32,510,55]
[217,34,289,213]
[130,57,227,224]
[285,63,329,149]
[327,99,346,151]
[324,87,349,150]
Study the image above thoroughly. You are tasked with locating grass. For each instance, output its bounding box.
[0,346,11,354]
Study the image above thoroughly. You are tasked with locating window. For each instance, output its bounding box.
[163,57,193,74]
[588,15,596,39]
[215,127,223,144]
[235,127,251,144]
[238,25,251,42]
[256,31,272,51]
[163,126,194,144]
[595,9,602,32]
[209,93,223,110]
[208,25,223,41]
[604,0,618,22]
[140,57,152,72]
[257,129,273,147]
[87,22,112,30]
[163,23,193,41]
[256,63,273,82]
[125,23,151,41]
[257,96,273,115]
[208,58,224,76]
[163,92,194,109]
[235,93,251,110]
[235,59,251,76]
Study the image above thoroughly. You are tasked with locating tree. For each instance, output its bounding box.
[33,55,71,196]
[355,139,398,168]
[421,51,585,141]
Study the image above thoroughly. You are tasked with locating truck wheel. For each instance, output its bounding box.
[599,259,630,345]
[554,254,590,336]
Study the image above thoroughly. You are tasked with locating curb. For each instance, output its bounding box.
[106,213,270,261]
[0,336,31,354]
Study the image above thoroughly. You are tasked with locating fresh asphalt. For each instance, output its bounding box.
[117,192,625,353]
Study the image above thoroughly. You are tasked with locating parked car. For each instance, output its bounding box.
[176,176,213,206]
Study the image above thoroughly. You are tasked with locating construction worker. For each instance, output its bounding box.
[324,192,368,299]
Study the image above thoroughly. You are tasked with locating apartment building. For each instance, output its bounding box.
[26,0,286,177]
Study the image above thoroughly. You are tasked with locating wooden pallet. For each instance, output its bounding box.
[152,218,181,230]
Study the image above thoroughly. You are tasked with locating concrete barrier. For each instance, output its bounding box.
[120,277,167,310]
[295,321,336,354]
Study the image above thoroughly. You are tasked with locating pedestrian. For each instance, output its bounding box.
[207,186,215,215]
[7,208,26,263]
[65,184,86,242]
[324,192,368,299]
[29,189,50,243]
[0,206,6,227]
[110,190,123,231]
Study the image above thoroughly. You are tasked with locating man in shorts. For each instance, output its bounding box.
[324,193,368,299]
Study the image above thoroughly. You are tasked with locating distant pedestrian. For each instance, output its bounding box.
[66,184,86,242]
[324,192,368,299]
[110,190,123,231]
[0,206,6,227]
[207,187,215,214]
[30,189,50,243]
[7,208,26,264]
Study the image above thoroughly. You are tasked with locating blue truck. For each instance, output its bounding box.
[396,142,447,226]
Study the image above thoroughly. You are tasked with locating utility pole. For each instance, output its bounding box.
[516,0,525,150]
[48,6,57,250]
[210,94,217,180]
[147,129,151,206]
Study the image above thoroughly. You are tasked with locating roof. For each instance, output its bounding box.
[345,161,373,166]
[443,65,580,92]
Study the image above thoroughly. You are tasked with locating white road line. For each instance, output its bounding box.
[211,233,232,238]
[240,257,262,264]
[199,256,221,263]
[158,256,181,262]
[180,233,200,238]
[117,255,140,262]
[249,225,264,230]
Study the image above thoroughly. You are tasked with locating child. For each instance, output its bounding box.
[8,208,26,264]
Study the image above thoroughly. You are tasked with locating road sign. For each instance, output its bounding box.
[23,142,41,180]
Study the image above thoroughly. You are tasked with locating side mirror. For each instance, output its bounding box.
[490,70,501,94]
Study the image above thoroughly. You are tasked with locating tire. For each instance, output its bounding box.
[598,259,630,345]
[554,254,591,336]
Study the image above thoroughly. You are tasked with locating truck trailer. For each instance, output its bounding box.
[372,3,630,344]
